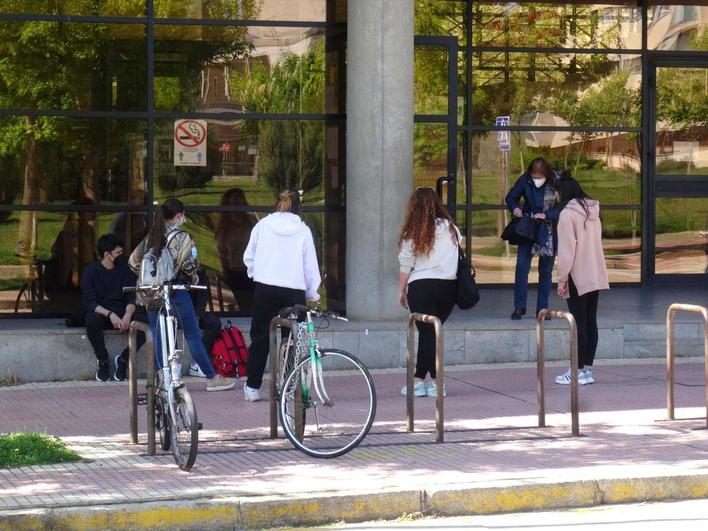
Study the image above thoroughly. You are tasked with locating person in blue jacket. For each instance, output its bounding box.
[505,157,559,320]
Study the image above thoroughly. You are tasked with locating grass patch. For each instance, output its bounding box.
[0,371,22,387]
[0,433,81,469]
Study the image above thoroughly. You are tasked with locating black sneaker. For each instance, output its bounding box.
[113,354,128,382]
[511,307,525,320]
[96,360,110,382]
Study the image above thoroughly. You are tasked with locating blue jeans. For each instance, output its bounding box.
[148,289,216,379]
[514,242,555,312]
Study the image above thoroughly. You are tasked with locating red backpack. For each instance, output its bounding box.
[210,321,248,378]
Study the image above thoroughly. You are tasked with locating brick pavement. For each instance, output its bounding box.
[0,360,707,522]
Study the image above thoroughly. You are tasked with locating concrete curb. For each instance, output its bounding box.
[2,473,708,530]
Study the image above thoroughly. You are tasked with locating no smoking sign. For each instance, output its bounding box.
[174,119,207,167]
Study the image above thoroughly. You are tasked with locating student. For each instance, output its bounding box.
[81,234,146,382]
[242,189,321,402]
[505,157,559,320]
[398,187,460,397]
[129,198,236,392]
[555,174,609,385]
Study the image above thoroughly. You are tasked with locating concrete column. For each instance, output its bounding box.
[346,0,414,320]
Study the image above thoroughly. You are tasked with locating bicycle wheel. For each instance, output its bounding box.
[279,349,376,458]
[155,391,171,451]
[169,386,198,471]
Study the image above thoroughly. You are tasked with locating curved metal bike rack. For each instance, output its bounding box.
[666,303,708,427]
[269,316,298,438]
[406,313,445,443]
[536,310,580,437]
[127,320,156,455]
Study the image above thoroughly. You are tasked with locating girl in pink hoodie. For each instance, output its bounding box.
[554,175,609,386]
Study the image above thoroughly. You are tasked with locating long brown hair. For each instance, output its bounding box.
[217,188,255,235]
[399,187,457,257]
[148,198,184,255]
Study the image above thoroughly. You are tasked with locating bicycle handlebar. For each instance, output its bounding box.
[278,304,348,322]
[122,284,207,294]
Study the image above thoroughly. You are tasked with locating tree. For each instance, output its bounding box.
[231,41,325,194]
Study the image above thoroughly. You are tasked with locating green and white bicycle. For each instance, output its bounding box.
[275,305,377,458]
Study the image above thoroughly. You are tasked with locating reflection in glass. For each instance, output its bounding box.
[415,0,467,44]
[0,1,146,16]
[649,4,708,51]
[182,210,343,313]
[154,119,341,207]
[154,0,344,22]
[154,25,344,114]
[472,2,642,49]
[414,123,448,190]
[655,198,708,274]
[0,21,147,111]
[471,52,640,127]
[470,131,640,205]
[414,47,450,115]
[0,210,147,314]
[0,117,146,209]
[470,208,641,284]
[656,66,708,175]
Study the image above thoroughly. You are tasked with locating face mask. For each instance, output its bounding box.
[175,215,186,228]
[113,255,127,266]
[533,178,546,188]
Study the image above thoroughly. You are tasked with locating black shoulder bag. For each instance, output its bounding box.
[456,245,480,309]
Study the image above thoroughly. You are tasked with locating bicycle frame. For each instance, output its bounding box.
[154,285,184,428]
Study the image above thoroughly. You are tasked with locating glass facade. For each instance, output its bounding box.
[0,1,345,315]
[1,1,706,316]
[415,1,707,285]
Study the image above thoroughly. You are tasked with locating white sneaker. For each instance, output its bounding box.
[206,374,236,392]
[188,362,206,378]
[581,368,594,384]
[555,369,590,385]
[243,382,261,402]
[400,381,427,397]
[425,381,446,397]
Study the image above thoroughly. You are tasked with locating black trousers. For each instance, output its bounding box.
[85,311,147,364]
[247,282,306,389]
[406,278,457,379]
[198,313,222,354]
[566,276,600,369]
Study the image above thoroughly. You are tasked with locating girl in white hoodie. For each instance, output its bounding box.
[242,189,321,401]
[398,187,461,397]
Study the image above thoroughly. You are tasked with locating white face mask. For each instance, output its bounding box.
[533,178,546,188]
[174,215,186,228]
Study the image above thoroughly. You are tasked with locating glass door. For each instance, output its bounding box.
[413,36,458,216]
[650,59,708,280]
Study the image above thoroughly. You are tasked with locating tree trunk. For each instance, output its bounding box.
[16,116,39,258]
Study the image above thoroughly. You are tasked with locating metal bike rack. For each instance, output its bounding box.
[127,320,156,455]
[666,303,708,427]
[269,316,298,438]
[536,310,580,437]
[406,313,445,443]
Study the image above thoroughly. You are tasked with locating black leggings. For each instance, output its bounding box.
[406,278,457,379]
[566,277,600,369]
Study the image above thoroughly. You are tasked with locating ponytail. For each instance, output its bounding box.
[275,189,301,215]
[148,205,166,255]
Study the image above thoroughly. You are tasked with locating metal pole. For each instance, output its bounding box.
[536,313,545,428]
[433,316,444,443]
[128,323,138,444]
[667,307,676,420]
[145,325,155,456]
[269,316,297,439]
[406,314,415,433]
[665,303,708,427]
[537,309,580,436]
[406,313,444,441]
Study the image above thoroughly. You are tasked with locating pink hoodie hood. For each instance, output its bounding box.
[556,199,609,298]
